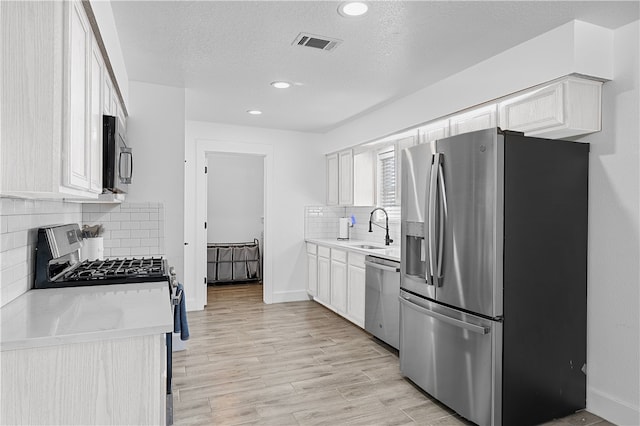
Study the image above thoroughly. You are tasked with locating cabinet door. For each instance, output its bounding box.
[307,253,318,297]
[89,37,103,193]
[418,119,450,144]
[331,258,347,314]
[103,74,113,115]
[65,0,91,190]
[498,77,601,139]
[338,150,353,206]
[326,153,339,206]
[317,256,331,304]
[449,105,497,136]
[111,90,119,120]
[353,150,374,206]
[347,264,366,328]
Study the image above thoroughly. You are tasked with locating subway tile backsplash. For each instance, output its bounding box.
[81,202,164,258]
[1,198,82,306]
[304,205,400,245]
[1,198,165,307]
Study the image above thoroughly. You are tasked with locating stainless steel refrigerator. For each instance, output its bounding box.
[400,128,588,426]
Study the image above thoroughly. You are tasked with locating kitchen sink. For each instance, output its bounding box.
[353,244,386,250]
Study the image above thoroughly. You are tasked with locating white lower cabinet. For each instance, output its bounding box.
[307,243,369,329]
[346,253,366,327]
[306,243,318,297]
[0,334,166,425]
[317,246,331,305]
[330,249,348,314]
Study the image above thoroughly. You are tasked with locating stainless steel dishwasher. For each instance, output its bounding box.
[364,255,401,349]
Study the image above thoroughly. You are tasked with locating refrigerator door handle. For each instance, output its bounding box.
[427,153,440,285]
[436,158,447,285]
[400,295,489,335]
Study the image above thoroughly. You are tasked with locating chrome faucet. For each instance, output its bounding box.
[369,207,393,246]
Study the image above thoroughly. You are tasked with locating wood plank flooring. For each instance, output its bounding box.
[173,284,610,426]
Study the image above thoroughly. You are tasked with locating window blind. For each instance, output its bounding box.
[376,148,401,221]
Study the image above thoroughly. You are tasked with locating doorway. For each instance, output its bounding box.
[205,153,264,286]
[194,140,274,308]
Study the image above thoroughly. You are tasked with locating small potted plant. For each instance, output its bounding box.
[81,224,105,260]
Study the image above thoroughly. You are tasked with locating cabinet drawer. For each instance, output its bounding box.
[348,252,366,267]
[306,243,317,255]
[317,246,331,258]
[331,248,347,263]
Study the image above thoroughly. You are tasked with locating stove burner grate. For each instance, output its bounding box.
[63,257,167,281]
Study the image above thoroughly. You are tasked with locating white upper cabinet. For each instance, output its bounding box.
[1,0,123,200]
[326,153,339,206]
[1,1,64,198]
[89,35,104,193]
[338,150,353,206]
[64,0,92,192]
[449,104,498,136]
[498,76,602,138]
[353,149,375,207]
[418,119,450,144]
[326,149,355,206]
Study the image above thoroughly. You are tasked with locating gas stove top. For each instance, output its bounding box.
[34,224,170,289]
[37,256,169,289]
[62,257,167,282]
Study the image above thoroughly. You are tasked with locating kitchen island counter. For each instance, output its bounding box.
[0,281,173,351]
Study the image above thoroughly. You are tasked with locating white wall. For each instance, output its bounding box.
[184,120,325,308]
[578,21,639,425]
[126,81,185,284]
[206,153,264,244]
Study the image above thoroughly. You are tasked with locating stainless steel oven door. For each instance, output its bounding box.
[399,290,502,426]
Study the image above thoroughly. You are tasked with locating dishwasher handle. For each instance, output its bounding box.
[365,260,400,273]
[400,295,489,335]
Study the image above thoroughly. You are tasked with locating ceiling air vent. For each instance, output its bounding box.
[293,33,342,52]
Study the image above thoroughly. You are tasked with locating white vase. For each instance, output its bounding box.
[83,237,104,260]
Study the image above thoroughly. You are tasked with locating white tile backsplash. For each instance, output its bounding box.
[1,198,167,307]
[1,198,82,307]
[83,201,165,258]
[304,205,401,246]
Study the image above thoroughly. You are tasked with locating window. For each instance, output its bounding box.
[376,146,400,221]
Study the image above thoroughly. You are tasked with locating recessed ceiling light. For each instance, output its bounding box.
[247,110,262,115]
[271,81,291,89]
[338,1,368,17]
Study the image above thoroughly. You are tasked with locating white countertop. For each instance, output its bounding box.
[0,281,173,351]
[306,238,401,262]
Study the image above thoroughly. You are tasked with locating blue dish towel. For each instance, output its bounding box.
[173,283,190,341]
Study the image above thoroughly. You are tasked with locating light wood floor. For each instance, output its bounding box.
[172,284,610,426]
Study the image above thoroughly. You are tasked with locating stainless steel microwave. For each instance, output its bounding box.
[103,115,132,193]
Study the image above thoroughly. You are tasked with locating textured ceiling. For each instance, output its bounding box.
[111,1,639,133]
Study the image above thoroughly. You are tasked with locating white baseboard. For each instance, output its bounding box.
[270,289,310,303]
[588,387,640,425]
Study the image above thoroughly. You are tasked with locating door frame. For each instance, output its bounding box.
[194,139,273,306]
